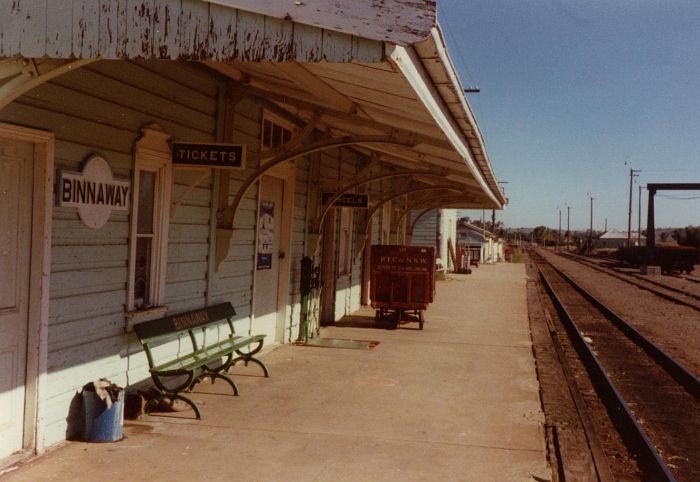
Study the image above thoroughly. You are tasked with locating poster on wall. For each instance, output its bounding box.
[256,200,275,270]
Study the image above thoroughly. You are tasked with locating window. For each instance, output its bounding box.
[128,126,172,315]
[262,117,292,149]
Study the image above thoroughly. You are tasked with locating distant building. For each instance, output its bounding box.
[457,222,504,265]
[409,210,458,271]
[595,229,646,248]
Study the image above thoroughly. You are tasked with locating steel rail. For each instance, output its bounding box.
[535,259,678,482]
[562,251,699,300]
[680,274,700,285]
[531,269,615,482]
[545,255,700,398]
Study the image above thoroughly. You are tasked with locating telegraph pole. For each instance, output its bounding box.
[589,197,593,252]
[637,184,644,245]
[627,168,641,248]
[566,205,571,251]
[558,208,562,250]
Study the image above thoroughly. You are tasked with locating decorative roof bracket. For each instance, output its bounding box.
[0,57,96,110]
[312,167,448,234]
[215,132,416,270]
[355,185,466,253]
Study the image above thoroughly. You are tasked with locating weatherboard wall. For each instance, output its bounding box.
[0,58,377,447]
[0,59,230,444]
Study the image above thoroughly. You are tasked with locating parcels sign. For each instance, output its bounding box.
[321,192,369,208]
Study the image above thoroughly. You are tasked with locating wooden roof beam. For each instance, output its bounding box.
[273,61,359,115]
[246,87,451,149]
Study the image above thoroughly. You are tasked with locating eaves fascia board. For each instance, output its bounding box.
[387,41,503,209]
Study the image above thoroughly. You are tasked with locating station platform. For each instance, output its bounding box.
[2,263,550,482]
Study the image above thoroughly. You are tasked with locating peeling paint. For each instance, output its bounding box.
[0,0,385,62]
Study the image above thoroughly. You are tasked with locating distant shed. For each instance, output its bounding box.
[596,229,646,248]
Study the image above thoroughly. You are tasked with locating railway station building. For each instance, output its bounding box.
[409,209,458,272]
[0,0,506,463]
[457,221,505,264]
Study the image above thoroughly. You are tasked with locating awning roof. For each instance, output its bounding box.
[0,0,505,209]
[206,21,505,209]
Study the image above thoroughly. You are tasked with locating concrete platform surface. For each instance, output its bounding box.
[2,263,549,482]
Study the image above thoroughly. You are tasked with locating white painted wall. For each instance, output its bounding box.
[410,209,457,270]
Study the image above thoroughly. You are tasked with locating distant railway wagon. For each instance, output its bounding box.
[617,246,699,274]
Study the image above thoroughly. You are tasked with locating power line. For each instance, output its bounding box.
[438,5,479,90]
[657,194,700,200]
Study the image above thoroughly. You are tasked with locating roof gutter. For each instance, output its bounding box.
[388,41,503,208]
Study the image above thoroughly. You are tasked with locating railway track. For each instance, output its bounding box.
[556,251,700,311]
[680,274,700,285]
[532,251,700,482]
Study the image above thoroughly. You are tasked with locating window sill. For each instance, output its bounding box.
[125,305,169,332]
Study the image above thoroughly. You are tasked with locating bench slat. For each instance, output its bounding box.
[151,335,265,374]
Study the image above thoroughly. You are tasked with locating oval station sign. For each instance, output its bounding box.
[58,155,131,229]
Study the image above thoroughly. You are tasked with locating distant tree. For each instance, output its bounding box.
[457,217,470,227]
[674,226,700,249]
[533,226,556,246]
[660,231,669,242]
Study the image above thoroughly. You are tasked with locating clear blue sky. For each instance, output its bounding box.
[440,0,700,231]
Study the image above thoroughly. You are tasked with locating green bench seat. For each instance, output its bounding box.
[133,303,269,419]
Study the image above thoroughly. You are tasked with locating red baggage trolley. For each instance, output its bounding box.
[370,245,436,329]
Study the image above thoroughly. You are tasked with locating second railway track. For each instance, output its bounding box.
[556,251,700,310]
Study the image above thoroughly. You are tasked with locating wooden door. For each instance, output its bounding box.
[253,175,285,342]
[0,139,33,459]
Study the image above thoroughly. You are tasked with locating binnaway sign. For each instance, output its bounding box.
[58,155,130,229]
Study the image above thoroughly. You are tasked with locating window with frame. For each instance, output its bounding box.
[128,127,172,315]
[262,116,292,149]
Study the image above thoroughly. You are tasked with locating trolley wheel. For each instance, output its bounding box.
[418,311,424,330]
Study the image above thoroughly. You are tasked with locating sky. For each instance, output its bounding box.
[439,0,700,231]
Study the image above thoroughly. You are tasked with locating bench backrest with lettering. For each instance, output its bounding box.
[133,302,237,348]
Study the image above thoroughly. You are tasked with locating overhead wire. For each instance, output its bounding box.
[656,194,700,200]
[437,1,485,122]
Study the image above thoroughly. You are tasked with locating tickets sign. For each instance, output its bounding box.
[172,142,246,169]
